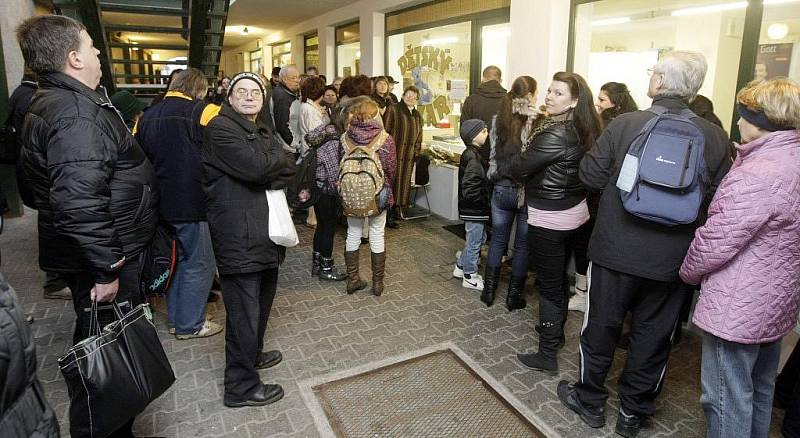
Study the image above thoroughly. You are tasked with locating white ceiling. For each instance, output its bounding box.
[223,0,361,47]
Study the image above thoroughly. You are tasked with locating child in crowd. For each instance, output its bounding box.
[453,119,491,290]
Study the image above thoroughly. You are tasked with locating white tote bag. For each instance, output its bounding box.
[265,190,299,247]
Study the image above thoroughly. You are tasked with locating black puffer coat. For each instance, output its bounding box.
[0,273,59,437]
[20,73,158,283]
[202,104,295,275]
[458,145,490,221]
[512,118,586,211]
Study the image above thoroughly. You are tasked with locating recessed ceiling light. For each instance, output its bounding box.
[768,22,790,39]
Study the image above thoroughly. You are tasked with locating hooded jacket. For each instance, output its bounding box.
[458,143,490,221]
[202,104,296,275]
[680,130,800,344]
[461,80,507,130]
[20,73,159,283]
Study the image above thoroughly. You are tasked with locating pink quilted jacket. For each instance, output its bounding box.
[680,130,800,344]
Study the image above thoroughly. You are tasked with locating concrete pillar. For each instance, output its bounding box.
[359,11,385,76]
[290,34,304,71]
[508,0,570,97]
[319,26,336,79]
[1,0,35,92]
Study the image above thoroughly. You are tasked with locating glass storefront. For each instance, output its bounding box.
[757,1,800,83]
[481,22,511,90]
[336,22,360,77]
[249,48,262,74]
[271,41,291,69]
[387,21,472,127]
[571,0,748,134]
[305,34,319,72]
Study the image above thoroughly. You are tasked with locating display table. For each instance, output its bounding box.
[413,139,466,221]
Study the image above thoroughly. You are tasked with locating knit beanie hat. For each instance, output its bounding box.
[460,119,487,145]
[110,90,146,122]
[227,72,266,98]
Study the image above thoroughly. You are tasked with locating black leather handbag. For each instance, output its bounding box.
[58,301,175,438]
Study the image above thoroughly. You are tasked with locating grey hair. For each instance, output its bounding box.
[17,15,85,75]
[653,51,707,99]
[279,65,299,80]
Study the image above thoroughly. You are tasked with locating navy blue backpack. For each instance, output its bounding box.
[617,106,708,226]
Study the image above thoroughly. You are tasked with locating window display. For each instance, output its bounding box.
[305,34,319,72]
[271,41,291,69]
[336,22,360,77]
[756,2,799,82]
[387,21,472,127]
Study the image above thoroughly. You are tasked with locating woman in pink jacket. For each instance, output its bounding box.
[680,77,800,438]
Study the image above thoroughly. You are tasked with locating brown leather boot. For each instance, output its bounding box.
[344,250,367,294]
[370,252,386,296]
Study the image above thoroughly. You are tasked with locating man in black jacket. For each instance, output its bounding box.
[17,15,159,436]
[461,65,506,131]
[557,51,732,437]
[269,64,300,152]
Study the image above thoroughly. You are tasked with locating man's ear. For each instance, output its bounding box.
[66,49,83,71]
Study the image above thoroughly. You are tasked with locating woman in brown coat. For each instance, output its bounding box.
[383,85,423,227]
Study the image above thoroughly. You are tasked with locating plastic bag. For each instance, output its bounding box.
[266,189,299,247]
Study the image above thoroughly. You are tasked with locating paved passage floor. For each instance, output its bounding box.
[0,210,786,437]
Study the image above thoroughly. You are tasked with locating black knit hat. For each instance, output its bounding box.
[227,72,266,98]
[460,119,487,145]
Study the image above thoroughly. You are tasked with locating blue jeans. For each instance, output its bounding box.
[458,220,486,274]
[486,184,528,277]
[701,332,781,438]
[167,222,216,335]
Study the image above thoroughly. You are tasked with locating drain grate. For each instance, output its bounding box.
[312,349,545,438]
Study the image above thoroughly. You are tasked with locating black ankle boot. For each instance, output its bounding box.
[481,266,501,307]
[506,276,527,311]
[311,251,321,276]
[319,256,347,281]
[518,321,561,372]
[535,323,565,349]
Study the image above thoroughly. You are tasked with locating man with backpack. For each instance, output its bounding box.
[556,51,732,437]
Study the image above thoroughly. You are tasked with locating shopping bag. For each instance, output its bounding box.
[58,302,175,438]
[266,189,299,247]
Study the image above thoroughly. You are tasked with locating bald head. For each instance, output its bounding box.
[482,65,502,83]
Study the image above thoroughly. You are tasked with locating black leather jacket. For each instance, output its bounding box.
[20,73,158,283]
[512,119,586,210]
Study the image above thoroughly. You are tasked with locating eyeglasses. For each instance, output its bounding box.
[233,88,263,99]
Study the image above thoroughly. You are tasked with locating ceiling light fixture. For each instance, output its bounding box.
[241,26,249,36]
[671,2,748,17]
[591,16,632,26]
[768,22,790,39]
[421,36,458,46]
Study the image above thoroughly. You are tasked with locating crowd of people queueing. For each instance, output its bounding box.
[3,13,800,438]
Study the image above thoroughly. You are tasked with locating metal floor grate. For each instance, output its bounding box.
[312,349,545,438]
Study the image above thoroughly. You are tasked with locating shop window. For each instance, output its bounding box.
[386,0,509,32]
[387,21,472,128]
[249,48,262,74]
[481,22,511,90]
[572,0,747,134]
[271,41,291,69]
[336,22,360,77]
[756,1,800,83]
[305,34,320,73]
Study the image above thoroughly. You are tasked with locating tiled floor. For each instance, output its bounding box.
[0,209,786,437]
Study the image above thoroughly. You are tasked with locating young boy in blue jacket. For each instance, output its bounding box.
[453,119,490,290]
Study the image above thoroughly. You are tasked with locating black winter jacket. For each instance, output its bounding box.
[270,83,297,147]
[0,273,59,438]
[20,73,159,283]
[8,80,37,207]
[462,80,507,130]
[202,104,296,275]
[512,118,586,211]
[458,145,490,221]
[579,96,732,281]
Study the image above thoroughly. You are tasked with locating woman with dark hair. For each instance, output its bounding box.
[383,85,423,228]
[595,82,638,125]
[482,76,538,309]
[339,74,373,100]
[689,94,724,129]
[298,76,330,154]
[208,75,231,105]
[371,76,393,115]
[513,71,603,373]
[322,85,338,116]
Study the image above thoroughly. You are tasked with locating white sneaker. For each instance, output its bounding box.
[453,264,464,279]
[568,290,587,313]
[176,320,223,339]
[462,273,484,291]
